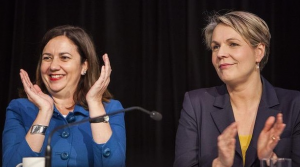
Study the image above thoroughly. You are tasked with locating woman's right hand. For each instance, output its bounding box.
[213,122,238,167]
[20,69,53,113]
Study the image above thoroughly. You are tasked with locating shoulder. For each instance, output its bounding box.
[180,86,226,112]
[264,79,300,110]
[184,85,225,101]
[187,87,218,96]
[262,77,300,108]
[6,98,39,120]
[263,76,300,101]
[7,98,36,110]
[274,87,300,103]
[103,99,124,113]
[274,87,300,97]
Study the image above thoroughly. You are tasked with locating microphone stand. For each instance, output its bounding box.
[45,106,162,167]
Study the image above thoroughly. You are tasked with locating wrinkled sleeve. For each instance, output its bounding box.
[174,92,199,167]
[2,99,42,167]
[93,100,126,167]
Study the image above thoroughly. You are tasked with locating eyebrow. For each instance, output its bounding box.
[211,41,219,45]
[42,53,52,56]
[226,38,241,42]
[42,52,72,56]
[211,38,242,45]
[58,52,72,56]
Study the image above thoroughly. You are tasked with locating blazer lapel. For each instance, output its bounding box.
[245,77,280,167]
[210,85,243,159]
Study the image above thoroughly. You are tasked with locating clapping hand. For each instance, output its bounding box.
[20,69,53,112]
[213,122,238,167]
[86,54,111,103]
[257,113,286,159]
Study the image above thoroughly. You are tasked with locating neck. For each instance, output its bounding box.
[52,96,75,115]
[227,74,262,110]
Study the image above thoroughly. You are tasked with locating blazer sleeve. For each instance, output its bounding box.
[292,108,300,166]
[2,100,43,167]
[174,92,199,167]
[93,100,126,167]
[275,90,300,166]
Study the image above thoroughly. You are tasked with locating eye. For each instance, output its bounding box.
[229,42,239,47]
[42,55,52,62]
[211,44,220,51]
[60,55,71,61]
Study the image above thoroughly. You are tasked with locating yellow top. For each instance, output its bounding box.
[239,135,252,166]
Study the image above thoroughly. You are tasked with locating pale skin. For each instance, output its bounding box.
[211,24,285,167]
[20,35,112,152]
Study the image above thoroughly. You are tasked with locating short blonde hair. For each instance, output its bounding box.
[204,11,271,70]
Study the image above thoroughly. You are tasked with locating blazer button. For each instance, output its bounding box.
[60,152,69,160]
[61,131,70,138]
[103,148,111,158]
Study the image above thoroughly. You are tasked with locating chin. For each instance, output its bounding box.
[47,86,64,93]
[218,73,230,81]
[218,76,236,85]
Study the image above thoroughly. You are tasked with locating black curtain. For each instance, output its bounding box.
[1,0,300,166]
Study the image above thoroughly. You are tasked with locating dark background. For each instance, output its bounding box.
[1,0,300,166]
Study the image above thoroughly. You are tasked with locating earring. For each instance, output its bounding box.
[82,70,86,75]
[256,63,260,69]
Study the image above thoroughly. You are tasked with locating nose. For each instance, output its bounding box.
[216,45,229,58]
[50,57,61,71]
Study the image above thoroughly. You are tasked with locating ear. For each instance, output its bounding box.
[81,60,88,75]
[255,43,265,63]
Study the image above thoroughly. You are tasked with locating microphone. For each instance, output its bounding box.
[45,106,162,167]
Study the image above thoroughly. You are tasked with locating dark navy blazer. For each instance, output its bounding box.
[174,77,300,167]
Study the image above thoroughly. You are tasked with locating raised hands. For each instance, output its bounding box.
[213,122,238,167]
[86,54,111,104]
[257,113,286,159]
[19,69,53,113]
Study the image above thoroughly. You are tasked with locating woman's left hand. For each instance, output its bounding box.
[86,54,113,143]
[257,113,286,159]
[86,53,112,104]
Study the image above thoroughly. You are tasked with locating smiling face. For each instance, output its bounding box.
[40,35,87,97]
[211,23,264,85]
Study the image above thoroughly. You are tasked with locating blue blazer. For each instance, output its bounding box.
[3,99,126,167]
[174,77,300,167]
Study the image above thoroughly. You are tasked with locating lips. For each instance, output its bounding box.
[49,74,64,81]
[219,63,234,69]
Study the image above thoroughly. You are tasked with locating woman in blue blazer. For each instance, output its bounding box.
[2,25,126,167]
[174,11,300,167]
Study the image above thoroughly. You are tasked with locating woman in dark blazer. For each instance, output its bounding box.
[174,11,300,167]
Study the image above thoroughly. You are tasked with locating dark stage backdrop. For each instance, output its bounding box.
[1,0,300,166]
